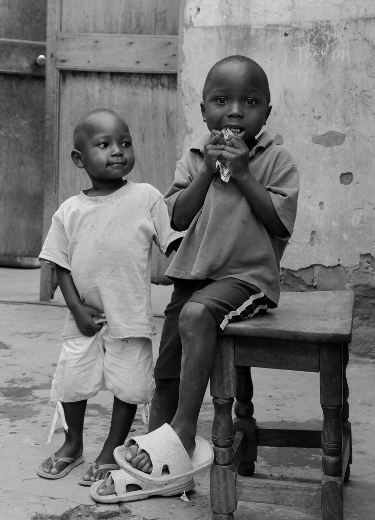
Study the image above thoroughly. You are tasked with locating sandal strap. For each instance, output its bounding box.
[106,470,141,495]
[93,462,119,471]
[51,454,76,467]
[130,423,193,478]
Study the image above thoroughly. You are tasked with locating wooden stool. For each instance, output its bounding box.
[210,290,355,520]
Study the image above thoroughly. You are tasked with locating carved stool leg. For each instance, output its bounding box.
[211,397,235,520]
[342,343,352,483]
[320,343,343,520]
[210,336,237,520]
[234,365,256,476]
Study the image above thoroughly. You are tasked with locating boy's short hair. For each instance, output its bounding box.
[73,109,124,150]
[202,55,271,105]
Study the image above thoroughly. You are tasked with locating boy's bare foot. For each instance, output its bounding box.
[96,474,140,496]
[81,446,119,483]
[124,425,195,474]
[40,442,83,475]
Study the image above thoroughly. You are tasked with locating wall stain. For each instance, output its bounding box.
[309,230,317,245]
[274,133,284,145]
[340,172,353,185]
[280,254,375,359]
[0,340,10,349]
[312,130,346,147]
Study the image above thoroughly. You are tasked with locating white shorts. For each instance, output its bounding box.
[51,324,155,405]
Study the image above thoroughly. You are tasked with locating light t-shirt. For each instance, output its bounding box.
[164,130,299,305]
[40,181,181,339]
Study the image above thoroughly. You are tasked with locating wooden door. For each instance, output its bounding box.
[0,0,47,268]
[40,0,180,300]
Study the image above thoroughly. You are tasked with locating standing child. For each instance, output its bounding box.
[37,109,182,487]
[93,55,299,502]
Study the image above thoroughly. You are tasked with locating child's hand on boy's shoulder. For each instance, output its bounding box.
[203,130,226,174]
[221,136,250,180]
[71,303,104,337]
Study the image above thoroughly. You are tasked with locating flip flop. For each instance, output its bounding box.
[37,453,85,479]
[79,462,120,486]
[90,469,195,503]
[114,423,214,484]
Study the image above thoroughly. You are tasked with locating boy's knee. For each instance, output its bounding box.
[179,301,215,336]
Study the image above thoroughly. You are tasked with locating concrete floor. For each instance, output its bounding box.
[0,267,374,519]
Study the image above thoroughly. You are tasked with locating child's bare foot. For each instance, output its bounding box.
[40,442,83,476]
[96,473,140,496]
[81,447,119,483]
[124,425,195,473]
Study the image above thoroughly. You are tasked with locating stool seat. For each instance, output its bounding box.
[222,291,354,342]
[210,290,355,520]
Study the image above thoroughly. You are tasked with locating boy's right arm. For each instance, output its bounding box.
[55,265,103,337]
[172,131,225,230]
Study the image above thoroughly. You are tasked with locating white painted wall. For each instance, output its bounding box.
[178,0,375,270]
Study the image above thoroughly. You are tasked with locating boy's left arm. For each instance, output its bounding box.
[151,194,185,256]
[222,137,291,237]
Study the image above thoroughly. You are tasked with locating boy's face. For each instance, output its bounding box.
[201,62,271,147]
[73,112,135,181]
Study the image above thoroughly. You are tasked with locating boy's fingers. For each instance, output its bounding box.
[89,307,104,317]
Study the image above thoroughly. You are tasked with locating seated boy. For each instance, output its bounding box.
[94,55,299,501]
[37,109,183,487]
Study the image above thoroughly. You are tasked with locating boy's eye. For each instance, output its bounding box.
[97,142,108,148]
[245,98,256,106]
[122,141,132,148]
[215,97,227,104]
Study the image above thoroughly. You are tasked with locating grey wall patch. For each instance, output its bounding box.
[340,172,353,185]
[312,131,346,147]
[274,133,284,145]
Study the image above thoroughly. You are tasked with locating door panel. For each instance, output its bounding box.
[0,0,47,266]
[58,71,177,203]
[40,0,180,299]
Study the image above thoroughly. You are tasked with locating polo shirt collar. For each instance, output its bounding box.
[190,129,274,155]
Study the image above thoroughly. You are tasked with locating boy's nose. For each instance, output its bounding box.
[227,102,243,117]
[111,145,124,156]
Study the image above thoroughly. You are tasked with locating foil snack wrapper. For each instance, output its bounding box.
[216,127,236,183]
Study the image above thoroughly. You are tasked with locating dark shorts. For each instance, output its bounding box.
[153,277,268,380]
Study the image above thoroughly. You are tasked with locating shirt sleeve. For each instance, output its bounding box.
[164,155,195,230]
[266,150,299,240]
[151,196,185,257]
[39,206,71,270]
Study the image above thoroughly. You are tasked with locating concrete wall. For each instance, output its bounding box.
[178,0,375,357]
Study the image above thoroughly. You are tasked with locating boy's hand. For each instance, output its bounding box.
[220,136,250,180]
[71,303,104,337]
[203,130,226,174]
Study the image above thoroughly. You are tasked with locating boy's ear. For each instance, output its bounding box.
[265,104,272,122]
[71,149,85,168]
[200,101,207,122]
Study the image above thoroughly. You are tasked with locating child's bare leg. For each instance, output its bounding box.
[97,378,180,495]
[82,396,137,482]
[40,400,86,475]
[126,302,217,471]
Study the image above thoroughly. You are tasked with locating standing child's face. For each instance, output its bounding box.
[201,62,271,147]
[72,112,135,182]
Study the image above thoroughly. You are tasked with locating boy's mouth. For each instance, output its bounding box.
[222,126,245,140]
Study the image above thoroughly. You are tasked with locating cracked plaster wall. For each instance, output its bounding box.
[178,0,375,357]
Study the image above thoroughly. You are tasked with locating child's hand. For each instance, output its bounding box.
[220,136,250,180]
[71,303,104,337]
[203,130,226,174]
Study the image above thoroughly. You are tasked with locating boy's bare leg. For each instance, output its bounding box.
[40,400,87,475]
[82,396,137,482]
[97,377,180,495]
[126,302,217,471]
